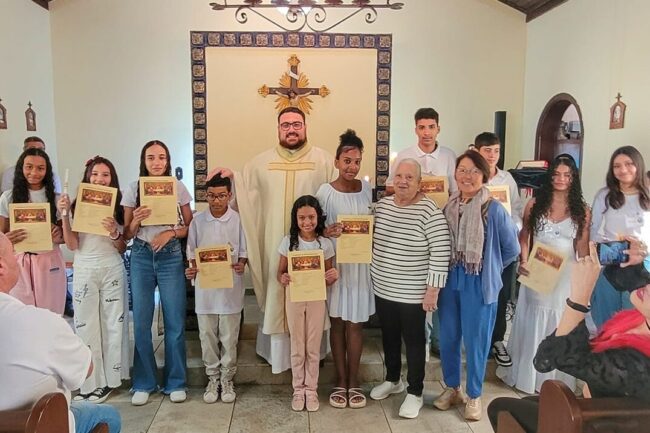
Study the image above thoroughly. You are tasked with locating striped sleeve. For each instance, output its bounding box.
[423,201,451,288]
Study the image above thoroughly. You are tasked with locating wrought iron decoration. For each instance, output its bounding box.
[209,0,404,32]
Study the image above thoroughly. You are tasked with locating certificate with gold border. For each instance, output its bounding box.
[336,215,373,264]
[288,249,326,302]
[72,183,117,236]
[486,185,511,215]
[9,203,52,252]
[420,175,449,208]
[518,242,567,294]
[139,176,178,226]
[196,245,234,289]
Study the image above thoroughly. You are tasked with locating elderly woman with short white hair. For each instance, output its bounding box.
[369,158,451,419]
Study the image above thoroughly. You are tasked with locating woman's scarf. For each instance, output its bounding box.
[444,186,490,274]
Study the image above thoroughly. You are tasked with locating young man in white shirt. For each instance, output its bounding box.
[387,108,457,356]
[386,107,458,195]
[185,174,248,404]
[0,233,121,433]
[475,132,524,367]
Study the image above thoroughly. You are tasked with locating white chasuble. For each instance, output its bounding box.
[235,143,336,335]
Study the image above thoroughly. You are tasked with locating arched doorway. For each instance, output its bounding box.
[535,93,584,168]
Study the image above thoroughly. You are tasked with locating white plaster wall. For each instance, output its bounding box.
[523,0,650,202]
[0,0,58,172]
[48,0,527,193]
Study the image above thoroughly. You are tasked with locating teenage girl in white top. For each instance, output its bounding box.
[591,146,650,327]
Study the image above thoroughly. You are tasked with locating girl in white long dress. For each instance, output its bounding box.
[316,129,374,409]
[498,155,591,394]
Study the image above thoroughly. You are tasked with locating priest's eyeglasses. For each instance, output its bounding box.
[206,193,229,201]
[279,121,304,131]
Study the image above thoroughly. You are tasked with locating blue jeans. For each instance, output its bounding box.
[130,237,187,393]
[439,267,497,398]
[590,271,633,329]
[71,401,121,433]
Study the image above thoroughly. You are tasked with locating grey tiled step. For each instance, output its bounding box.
[143,294,497,386]
[152,335,497,386]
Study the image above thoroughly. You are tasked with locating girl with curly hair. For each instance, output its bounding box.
[498,154,591,394]
[0,148,66,314]
[277,195,339,412]
[590,146,650,327]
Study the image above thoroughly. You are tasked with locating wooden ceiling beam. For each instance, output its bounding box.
[31,0,50,10]
[526,0,569,22]
[499,0,528,14]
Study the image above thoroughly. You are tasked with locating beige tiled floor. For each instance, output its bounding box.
[114,379,520,433]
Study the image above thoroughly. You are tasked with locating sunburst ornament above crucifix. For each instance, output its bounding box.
[258,54,330,114]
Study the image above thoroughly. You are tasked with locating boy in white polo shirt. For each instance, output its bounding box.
[185,174,247,404]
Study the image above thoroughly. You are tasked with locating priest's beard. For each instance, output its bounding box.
[279,134,307,150]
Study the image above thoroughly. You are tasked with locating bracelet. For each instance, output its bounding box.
[566,297,590,313]
[109,231,121,241]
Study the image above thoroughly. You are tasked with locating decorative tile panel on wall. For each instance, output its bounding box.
[190,31,393,202]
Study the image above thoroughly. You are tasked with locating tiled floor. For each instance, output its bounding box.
[92,293,525,432]
[112,379,521,433]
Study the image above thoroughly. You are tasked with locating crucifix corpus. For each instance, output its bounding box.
[258,54,330,114]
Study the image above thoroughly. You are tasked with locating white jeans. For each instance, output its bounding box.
[197,312,241,381]
[73,262,126,393]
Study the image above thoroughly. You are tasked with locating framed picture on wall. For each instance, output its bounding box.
[609,93,626,130]
[25,101,36,131]
[0,98,7,130]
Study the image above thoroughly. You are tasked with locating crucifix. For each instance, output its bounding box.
[609,92,626,130]
[258,54,330,114]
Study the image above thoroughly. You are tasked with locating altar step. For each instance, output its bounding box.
[151,294,498,386]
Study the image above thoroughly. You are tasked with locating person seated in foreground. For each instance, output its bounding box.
[0,233,121,433]
[488,240,650,433]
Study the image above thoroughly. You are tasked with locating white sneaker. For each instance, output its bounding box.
[370,380,405,400]
[221,379,236,403]
[398,393,423,419]
[131,391,150,406]
[169,390,187,403]
[203,377,219,404]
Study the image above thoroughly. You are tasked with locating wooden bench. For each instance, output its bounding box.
[498,380,650,433]
[0,393,108,433]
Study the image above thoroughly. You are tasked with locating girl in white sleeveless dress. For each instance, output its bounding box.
[498,154,591,394]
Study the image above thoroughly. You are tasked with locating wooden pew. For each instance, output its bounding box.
[498,380,650,433]
[0,393,108,433]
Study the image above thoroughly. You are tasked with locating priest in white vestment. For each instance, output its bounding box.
[233,107,336,372]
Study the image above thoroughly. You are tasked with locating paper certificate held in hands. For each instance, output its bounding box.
[139,176,178,226]
[71,183,117,236]
[420,175,449,208]
[486,185,511,215]
[517,242,567,294]
[336,215,373,264]
[288,249,326,302]
[196,245,234,289]
[9,203,52,253]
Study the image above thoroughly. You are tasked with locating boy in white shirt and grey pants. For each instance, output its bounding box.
[185,174,247,404]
